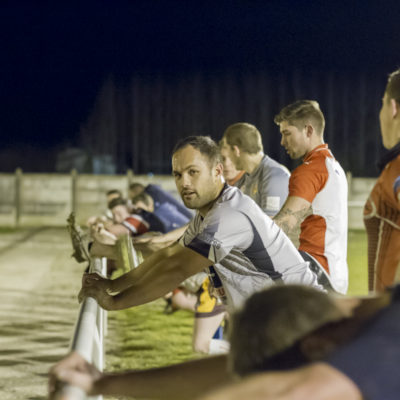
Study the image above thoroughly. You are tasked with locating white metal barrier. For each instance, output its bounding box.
[59,257,108,400]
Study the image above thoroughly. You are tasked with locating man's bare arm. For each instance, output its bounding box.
[80,243,211,310]
[80,242,187,303]
[273,196,311,238]
[110,244,211,310]
[49,351,230,400]
[97,355,230,399]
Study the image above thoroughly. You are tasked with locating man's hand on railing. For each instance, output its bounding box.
[49,351,102,399]
[78,272,115,310]
[91,222,118,245]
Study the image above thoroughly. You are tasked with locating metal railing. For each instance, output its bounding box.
[59,257,107,400]
[55,234,142,399]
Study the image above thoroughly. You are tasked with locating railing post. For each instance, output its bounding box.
[15,168,22,227]
[58,256,107,400]
[71,169,78,215]
[127,168,134,194]
[346,171,352,198]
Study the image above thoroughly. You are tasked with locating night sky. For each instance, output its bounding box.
[1,0,399,157]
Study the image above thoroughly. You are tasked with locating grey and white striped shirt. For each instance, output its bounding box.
[242,155,290,216]
[180,185,320,310]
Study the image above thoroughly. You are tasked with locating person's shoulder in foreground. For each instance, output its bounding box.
[327,285,400,400]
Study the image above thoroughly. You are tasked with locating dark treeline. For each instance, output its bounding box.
[78,69,387,177]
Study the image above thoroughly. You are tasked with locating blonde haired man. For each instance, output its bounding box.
[222,122,290,216]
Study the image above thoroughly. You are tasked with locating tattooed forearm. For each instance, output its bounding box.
[273,206,311,236]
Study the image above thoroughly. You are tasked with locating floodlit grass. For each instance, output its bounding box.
[0,227,19,233]
[106,229,369,373]
[347,229,368,295]
[107,299,200,372]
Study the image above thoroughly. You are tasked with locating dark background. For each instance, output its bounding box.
[1,1,399,176]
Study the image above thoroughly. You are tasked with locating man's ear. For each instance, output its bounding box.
[215,162,224,178]
[391,99,399,118]
[233,145,241,157]
[305,124,314,137]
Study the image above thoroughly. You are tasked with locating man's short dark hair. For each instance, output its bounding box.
[131,192,153,207]
[172,136,222,166]
[274,100,325,136]
[106,189,122,197]
[108,197,127,210]
[386,68,400,103]
[129,182,145,192]
[223,123,263,154]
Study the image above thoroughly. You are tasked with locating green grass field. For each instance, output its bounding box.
[107,229,369,372]
[347,229,368,295]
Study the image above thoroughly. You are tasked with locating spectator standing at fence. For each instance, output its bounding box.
[364,68,400,292]
[79,136,320,313]
[273,100,348,294]
[221,122,290,217]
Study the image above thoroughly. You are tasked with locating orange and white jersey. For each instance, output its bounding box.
[122,214,150,236]
[290,144,348,294]
[364,153,400,292]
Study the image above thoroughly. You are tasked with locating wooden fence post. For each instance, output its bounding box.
[346,171,353,198]
[71,169,77,214]
[127,169,134,195]
[15,168,22,227]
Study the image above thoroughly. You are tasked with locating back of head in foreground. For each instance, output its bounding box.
[229,285,353,377]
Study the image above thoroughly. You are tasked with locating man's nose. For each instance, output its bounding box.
[182,173,191,187]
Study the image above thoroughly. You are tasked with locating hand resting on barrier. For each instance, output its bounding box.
[49,351,102,398]
[90,221,118,245]
[78,272,115,310]
[49,350,230,399]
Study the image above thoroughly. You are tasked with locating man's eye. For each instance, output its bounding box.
[189,170,198,175]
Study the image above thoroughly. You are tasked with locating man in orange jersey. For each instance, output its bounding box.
[364,68,400,292]
[274,100,348,294]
